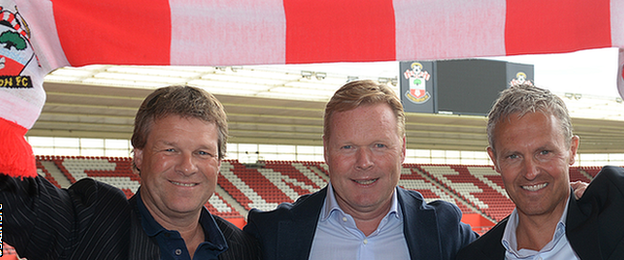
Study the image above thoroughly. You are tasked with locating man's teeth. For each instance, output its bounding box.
[522,183,547,191]
[171,181,196,187]
[354,179,378,185]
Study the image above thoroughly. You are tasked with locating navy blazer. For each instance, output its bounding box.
[456,166,624,260]
[1,175,259,260]
[244,186,477,260]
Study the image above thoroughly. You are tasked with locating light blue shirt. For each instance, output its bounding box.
[308,183,410,260]
[502,196,579,260]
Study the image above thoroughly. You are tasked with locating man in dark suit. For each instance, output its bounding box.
[1,86,260,260]
[456,84,624,259]
[244,80,477,260]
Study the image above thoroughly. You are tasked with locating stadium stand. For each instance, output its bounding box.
[35,157,61,189]
[569,167,592,183]
[580,166,602,178]
[205,192,242,218]
[416,164,515,222]
[32,155,610,234]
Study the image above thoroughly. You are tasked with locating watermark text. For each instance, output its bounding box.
[0,203,3,256]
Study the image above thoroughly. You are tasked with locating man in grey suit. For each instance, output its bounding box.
[244,80,477,260]
[1,86,259,260]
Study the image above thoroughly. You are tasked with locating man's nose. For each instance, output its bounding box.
[355,148,373,170]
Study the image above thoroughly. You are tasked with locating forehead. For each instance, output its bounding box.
[148,115,218,141]
[498,111,558,130]
[494,112,564,148]
[328,103,399,138]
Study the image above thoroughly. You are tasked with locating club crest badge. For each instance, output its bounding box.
[0,5,35,89]
[510,72,532,86]
[403,62,431,104]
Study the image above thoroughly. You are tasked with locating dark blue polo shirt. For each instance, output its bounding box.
[137,191,228,260]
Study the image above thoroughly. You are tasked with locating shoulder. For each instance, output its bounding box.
[456,218,508,260]
[214,214,247,239]
[213,215,261,260]
[398,187,479,258]
[566,166,624,260]
[397,187,426,201]
[2,176,132,258]
[397,187,471,235]
[580,166,624,202]
[213,215,257,244]
[0,174,129,209]
[593,166,624,185]
[68,178,130,208]
[397,187,462,218]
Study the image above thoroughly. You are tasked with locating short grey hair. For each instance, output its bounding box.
[487,84,573,151]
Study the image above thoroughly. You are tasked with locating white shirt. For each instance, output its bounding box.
[502,196,580,260]
[308,184,410,260]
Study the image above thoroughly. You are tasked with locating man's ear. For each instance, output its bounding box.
[487,146,501,173]
[134,149,144,172]
[322,135,329,170]
[569,135,580,165]
[400,135,406,163]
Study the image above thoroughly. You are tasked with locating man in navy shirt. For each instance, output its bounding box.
[1,86,260,260]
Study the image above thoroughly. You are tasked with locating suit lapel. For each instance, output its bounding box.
[399,188,443,260]
[566,188,603,259]
[128,195,160,260]
[479,218,507,259]
[277,188,326,260]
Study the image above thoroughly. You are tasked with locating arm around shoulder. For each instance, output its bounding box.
[581,166,624,201]
[0,174,76,256]
[428,199,479,247]
[597,165,624,187]
[1,175,131,258]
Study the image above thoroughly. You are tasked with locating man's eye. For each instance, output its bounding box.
[540,150,550,155]
[341,145,352,150]
[507,154,518,159]
[374,144,386,148]
[198,151,214,157]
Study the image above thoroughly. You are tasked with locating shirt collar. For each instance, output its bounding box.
[136,188,229,251]
[319,182,401,222]
[502,193,571,256]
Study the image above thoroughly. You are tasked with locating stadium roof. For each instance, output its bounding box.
[35,59,624,154]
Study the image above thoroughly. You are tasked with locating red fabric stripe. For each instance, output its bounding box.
[505,0,611,56]
[283,0,396,64]
[51,0,171,66]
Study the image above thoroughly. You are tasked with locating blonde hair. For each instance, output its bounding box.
[324,80,405,138]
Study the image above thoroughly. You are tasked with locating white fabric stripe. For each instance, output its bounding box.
[617,49,624,99]
[0,87,45,129]
[169,0,286,66]
[394,0,507,61]
[612,0,624,47]
[16,0,69,71]
[616,0,624,99]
